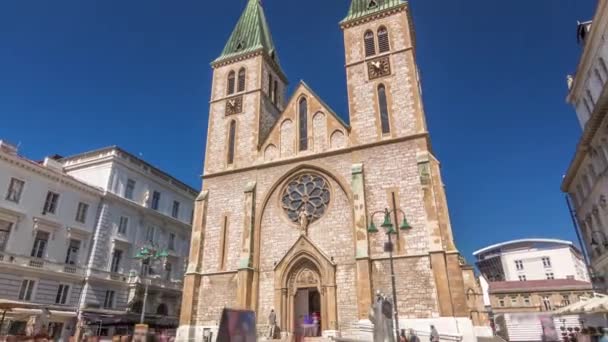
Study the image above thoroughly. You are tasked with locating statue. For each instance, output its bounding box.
[369,291,395,342]
[298,208,309,235]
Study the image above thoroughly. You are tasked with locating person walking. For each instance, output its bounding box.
[399,329,409,342]
[409,329,420,342]
[268,309,277,339]
[430,325,440,342]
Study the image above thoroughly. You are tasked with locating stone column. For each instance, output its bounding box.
[237,182,256,310]
[179,190,209,328]
[351,164,373,319]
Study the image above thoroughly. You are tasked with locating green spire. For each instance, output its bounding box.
[342,0,406,24]
[214,0,280,66]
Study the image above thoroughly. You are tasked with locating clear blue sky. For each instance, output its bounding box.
[0,0,596,261]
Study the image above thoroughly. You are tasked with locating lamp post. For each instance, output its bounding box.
[368,208,412,342]
[134,246,169,324]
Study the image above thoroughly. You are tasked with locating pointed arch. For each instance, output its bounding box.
[364,30,376,57]
[378,26,390,53]
[227,70,236,95]
[377,84,391,134]
[227,120,237,165]
[299,97,309,151]
[237,68,246,92]
[313,112,327,152]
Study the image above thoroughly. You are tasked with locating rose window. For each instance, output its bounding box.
[281,174,331,224]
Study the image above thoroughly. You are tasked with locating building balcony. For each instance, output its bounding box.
[87,268,129,283]
[0,251,85,277]
[127,275,183,292]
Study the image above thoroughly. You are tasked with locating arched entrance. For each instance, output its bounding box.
[274,236,338,336]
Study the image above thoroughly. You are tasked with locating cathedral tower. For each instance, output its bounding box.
[204,0,287,175]
[178,1,489,340]
[341,0,427,145]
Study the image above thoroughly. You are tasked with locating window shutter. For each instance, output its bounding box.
[364,31,376,57]
[378,27,390,53]
[237,68,246,92]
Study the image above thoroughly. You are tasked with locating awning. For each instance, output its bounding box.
[80,311,178,328]
[554,294,608,315]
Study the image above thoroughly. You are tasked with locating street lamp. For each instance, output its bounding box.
[134,246,169,324]
[368,208,412,342]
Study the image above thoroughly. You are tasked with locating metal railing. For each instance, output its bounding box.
[0,251,85,276]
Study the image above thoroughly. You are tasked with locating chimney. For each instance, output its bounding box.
[43,157,64,172]
[0,140,18,155]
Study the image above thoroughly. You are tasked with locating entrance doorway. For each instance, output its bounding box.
[294,288,321,337]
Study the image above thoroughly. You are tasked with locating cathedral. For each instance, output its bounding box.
[178,0,488,340]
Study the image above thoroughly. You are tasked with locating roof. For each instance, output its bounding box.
[473,239,575,256]
[489,280,593,294]
[60,146,199,196]
[214,0,281,68]
[342,0,407,24]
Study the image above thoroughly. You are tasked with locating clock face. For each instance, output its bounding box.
[367,56,391,80]
[225,96,243,116]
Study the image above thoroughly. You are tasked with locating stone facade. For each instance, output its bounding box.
[179,1,489,341]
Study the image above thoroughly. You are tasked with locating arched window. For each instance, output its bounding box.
[268,74,273,96]
[378,27,390,53]
[378,84,391,134]
[364,30,376,57]
[237,68,246,92]
[227,71,236,95]
[227,120,236,165]
[273,80,279,104]
[299,98,308,151]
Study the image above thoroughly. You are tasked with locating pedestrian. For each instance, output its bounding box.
[409,329,420,342]
[430,325,440,342]
[268,309,277,339]
[400,329,409,342]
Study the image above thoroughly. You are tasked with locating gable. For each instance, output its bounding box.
[261,82,350,163]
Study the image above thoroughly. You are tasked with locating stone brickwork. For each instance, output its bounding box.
[371,257,439,319]
[179,2,482,340]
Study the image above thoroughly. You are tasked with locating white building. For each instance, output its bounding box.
[0,141,197,339]
[62,147,197,337]
[474,239,589,283]
[0,141,102,339]
[561,0,608,291]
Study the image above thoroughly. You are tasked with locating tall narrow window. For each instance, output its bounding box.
[110,249,123,273]
[19,279,36,301]
[227,120,236,165]
[75,202,89,224]
[0,220,12,252]
[168,233,176,251]
[172,201,180,219]
[31,231,49,258]
[43,191,60,215]
[237,68,246,92]
[219,216,229,270]
[103,290,115,309]
[268,74,273,97]
[273,80,279,104]
[118,216,129,235]
[227,71,236,95]
[151,191,161,210]
[55,284,70,305]
[165,262,172,281]
[378,84,391,134]
[125,179,136,200]
[65,239,81,265]
[378,27,390,53]
[5,178,25,203]
[364,30,376,57]
[299,98,308,151]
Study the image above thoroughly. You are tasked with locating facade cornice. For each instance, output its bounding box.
[0,151,103,198]
[102,191,192,232]
[562,84,608,191]
[62,149,198,199]
[340,4,408,29]
[567,0,608,103]
[202,132,430,180]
